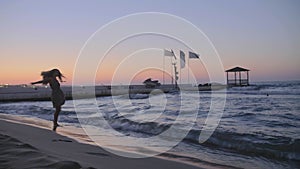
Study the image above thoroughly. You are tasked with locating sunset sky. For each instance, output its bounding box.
[1,0,299,85]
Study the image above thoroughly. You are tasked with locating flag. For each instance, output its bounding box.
[189,51,199,59]
[164,49,176,59]
[180,50,185,69]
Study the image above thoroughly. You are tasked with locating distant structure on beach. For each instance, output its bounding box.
[143,78,161,88]
[225,66,250,86]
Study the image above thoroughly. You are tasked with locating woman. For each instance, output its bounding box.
[31,69,65,131]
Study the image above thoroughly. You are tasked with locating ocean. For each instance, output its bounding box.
[0,81,299,169]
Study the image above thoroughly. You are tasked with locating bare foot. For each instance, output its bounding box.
[52,123,60,131]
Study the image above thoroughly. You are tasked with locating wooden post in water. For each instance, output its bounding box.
[239,72,241,86]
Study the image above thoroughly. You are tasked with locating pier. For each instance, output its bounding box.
[0,83,226,102]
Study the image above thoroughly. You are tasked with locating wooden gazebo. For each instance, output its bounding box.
[225,66,250,86]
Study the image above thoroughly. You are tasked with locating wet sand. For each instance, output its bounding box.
[0,114,202,169]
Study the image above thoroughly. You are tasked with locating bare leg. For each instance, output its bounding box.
[53,106,61,131]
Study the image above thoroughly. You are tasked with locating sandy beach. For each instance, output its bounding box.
[0,114,202,169]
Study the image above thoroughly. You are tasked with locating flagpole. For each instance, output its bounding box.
[173,51,177,89]
[171,56,173,85]
[164,49,179,86]
[163,53,165,85]
[180,67,182,85]
[188,56,190,84]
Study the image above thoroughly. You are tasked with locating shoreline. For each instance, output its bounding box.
[0,114,203,169]
[0,81,298,168]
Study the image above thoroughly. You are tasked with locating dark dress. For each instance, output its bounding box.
[49,78,65,108]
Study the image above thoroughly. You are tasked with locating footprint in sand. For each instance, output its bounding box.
[86,152,109,157]
[52,139,73,142]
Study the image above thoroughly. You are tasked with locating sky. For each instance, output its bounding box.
[1,0,299,85]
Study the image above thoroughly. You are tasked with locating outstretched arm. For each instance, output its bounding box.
[31,80,44,85]
[31,77,51,85]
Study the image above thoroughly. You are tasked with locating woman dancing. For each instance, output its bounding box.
[31,69,65,131]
